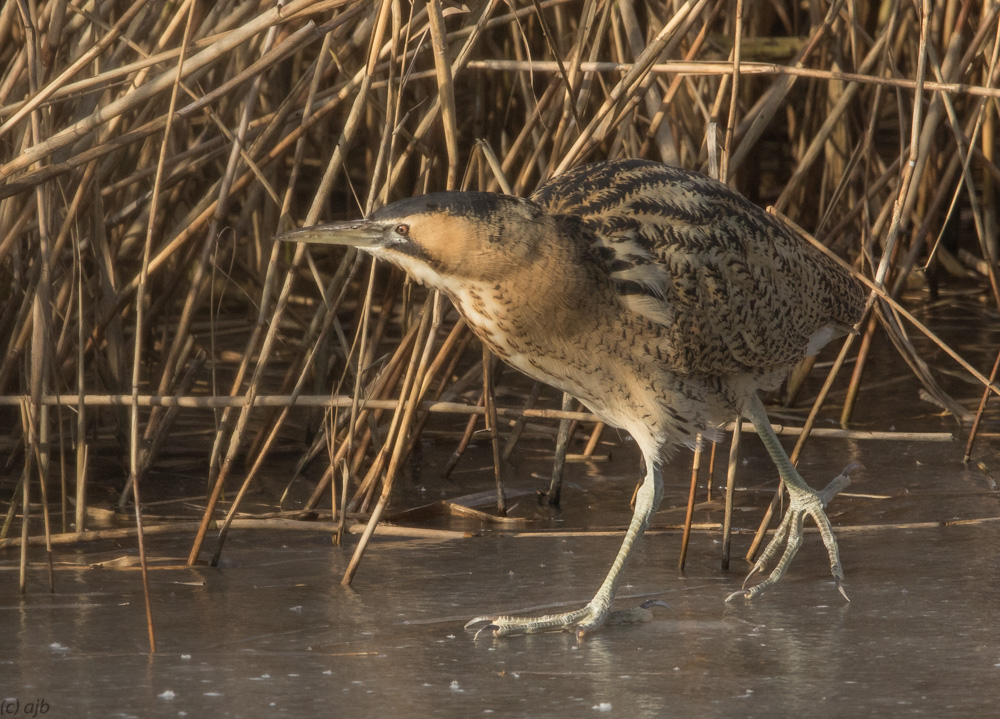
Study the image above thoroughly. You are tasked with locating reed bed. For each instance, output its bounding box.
[3,0,1000,628]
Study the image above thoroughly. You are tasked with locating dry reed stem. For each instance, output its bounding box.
[965,346,1000,461]
[341,293,436,585]
[0,392,955,442]
[481,347,507,514]
[2,0,324,178]
[678,433,703,571]
[720,417,741,571]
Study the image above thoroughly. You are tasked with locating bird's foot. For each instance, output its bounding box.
[465,599,667,640]
[727,462,864,603]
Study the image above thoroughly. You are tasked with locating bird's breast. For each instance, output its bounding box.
[448,284,527,365]
[446,281,623,408]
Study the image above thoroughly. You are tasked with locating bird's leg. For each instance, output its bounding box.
[727,394,862,602]
[467,458,664,639]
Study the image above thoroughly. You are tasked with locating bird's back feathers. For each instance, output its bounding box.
[532,159,865,378]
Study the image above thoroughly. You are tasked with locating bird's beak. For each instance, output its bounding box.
[276,220,384,249]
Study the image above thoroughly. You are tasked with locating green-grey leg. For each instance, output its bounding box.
[727,394,862,602]
[467,456,664,639]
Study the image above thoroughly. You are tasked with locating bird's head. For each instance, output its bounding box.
[278,192,555,290]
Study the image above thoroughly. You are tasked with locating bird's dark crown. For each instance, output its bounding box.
[370,191,538,224]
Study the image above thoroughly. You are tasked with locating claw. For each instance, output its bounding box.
[723,566,760,601]
[463,616,495,630]
[473,623,500,640]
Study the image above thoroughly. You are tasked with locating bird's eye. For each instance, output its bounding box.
[395,224,409,237]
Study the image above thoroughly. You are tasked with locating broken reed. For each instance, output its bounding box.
[1,0,999,560]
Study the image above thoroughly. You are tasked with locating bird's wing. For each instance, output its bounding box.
[531,159,865,377]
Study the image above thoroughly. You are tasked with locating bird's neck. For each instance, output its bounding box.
[444,242,602,375]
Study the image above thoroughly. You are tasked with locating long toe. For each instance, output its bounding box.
[732,464,862,602]
[465,599,665,639]
[466,606,597,638]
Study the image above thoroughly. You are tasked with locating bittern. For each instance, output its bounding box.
[281,159,865,638]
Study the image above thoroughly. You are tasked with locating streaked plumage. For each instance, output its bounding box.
[280,158,866,638]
